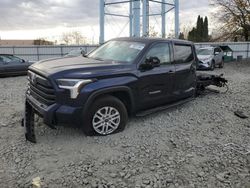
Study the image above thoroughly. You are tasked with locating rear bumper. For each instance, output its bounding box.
[26,93,83,126]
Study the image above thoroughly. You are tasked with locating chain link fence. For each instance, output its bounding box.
[0,45,98,61]
[0,42,249,62]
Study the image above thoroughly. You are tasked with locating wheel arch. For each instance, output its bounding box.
[83,86,135,116]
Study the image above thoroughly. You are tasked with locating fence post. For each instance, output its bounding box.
[12,46,15,55]
[247,42,250,59]
[36,46,39,61]
[60,46,63,57]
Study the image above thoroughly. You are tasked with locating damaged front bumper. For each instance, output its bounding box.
[22,93,83,143]
[22,94,59,143]
[23,100,36,143]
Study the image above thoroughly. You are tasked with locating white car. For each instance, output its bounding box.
[197,47,224,70]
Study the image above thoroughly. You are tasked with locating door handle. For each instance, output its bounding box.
[168,70,174,73]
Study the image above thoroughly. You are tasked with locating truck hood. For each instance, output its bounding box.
[29,56,135,79]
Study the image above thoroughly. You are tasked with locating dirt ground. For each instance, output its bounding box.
[0,61,250,188]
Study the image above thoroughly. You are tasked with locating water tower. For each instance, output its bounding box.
[99,0,179,44]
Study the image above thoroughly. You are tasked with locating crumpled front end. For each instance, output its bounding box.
[22,70,83,143]
[197,60,212,70]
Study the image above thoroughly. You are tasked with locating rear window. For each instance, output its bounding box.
[174,44,194,64]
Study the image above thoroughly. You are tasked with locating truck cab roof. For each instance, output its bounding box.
[110,37,194,45]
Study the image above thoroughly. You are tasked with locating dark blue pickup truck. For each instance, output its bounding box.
[23,37,227,143]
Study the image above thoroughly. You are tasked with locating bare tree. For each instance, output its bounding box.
[181,24,193,39]
[148,26,159,37]
[71,31,87,45]
[211,0,250,41]
[62,33,71,45]
[61,31,87,45]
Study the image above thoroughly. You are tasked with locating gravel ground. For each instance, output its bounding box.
[0,61,250,188]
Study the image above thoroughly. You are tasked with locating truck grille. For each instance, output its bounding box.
[28,71,56,106]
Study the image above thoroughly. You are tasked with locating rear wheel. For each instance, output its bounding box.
[83,95,128,136]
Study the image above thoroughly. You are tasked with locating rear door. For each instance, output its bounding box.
[137,42,175,110]
[173,43,196,100]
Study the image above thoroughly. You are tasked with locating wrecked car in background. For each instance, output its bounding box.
[197,46,224,70]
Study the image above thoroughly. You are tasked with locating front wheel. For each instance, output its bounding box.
[83,95,128,136]
[210,61,215,71]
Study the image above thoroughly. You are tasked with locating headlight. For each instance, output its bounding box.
[56,79,93,99]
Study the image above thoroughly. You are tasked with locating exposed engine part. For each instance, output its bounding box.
[196,73,228,95]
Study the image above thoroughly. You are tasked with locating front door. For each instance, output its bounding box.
[137,42,175,110]
[4,55,27,74]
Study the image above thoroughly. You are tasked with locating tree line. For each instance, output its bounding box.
[179,0,249,42]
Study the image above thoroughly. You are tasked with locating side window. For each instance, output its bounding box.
[146,43,171,65]
[0,55,12,63]
[214,48,221,53]
[7,56,23,63]
[174,44,194,64]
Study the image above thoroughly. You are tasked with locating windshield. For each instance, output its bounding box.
[88,40,145,63]
[197,49,213,55]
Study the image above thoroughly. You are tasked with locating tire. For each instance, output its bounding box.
[210,61,215,71]
[219,59,224,68]
[83,95,128,136]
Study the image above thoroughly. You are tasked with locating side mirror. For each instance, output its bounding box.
[21,59,25,63]
[81,50,86,56]
[140,56,160,70]
[148,56,160,67]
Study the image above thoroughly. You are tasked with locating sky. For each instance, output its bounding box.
[0,0,214,44]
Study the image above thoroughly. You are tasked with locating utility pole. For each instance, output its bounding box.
[174,0,179,38]
[129,1,133,37]
[142,0,149,37]
[99,0,105,44]
[133,0,141,37]
[161,0,166,38]
[99,0,180,43]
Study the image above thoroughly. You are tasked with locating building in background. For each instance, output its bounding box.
[0,40,34,46]
[0,39,54,46]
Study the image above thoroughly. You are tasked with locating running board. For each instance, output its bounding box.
[136,97,194,117]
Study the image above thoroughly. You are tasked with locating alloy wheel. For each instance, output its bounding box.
[92,106,120,135]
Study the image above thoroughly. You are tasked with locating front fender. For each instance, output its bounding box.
[81,76,137,115]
